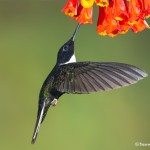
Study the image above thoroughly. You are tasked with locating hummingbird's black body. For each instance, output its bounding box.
[31,24,148,144]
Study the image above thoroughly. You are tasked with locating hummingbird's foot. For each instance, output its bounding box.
[51,98,58,106]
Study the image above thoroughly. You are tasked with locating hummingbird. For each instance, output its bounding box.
[31,24,148,144]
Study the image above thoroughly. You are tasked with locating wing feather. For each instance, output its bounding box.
[90,70,113,90]
[82,67,106,91]
[98,68,125,85]
[81,73,95,93]
[95,67,131,85]
[56,62,147,94]
[83,72,105,92]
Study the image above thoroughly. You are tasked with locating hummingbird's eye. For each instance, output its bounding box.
[63,45,69,52]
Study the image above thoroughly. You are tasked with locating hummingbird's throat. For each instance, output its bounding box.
[61,54,76,65]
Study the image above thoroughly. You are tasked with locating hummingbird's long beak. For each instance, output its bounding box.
[72,23,80,41]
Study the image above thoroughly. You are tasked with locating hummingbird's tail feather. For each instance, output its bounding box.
[31,101,46,144]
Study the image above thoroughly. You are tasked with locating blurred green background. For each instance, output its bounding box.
[0,1,150,150]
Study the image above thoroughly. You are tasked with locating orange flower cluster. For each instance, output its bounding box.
[62,0,150,37]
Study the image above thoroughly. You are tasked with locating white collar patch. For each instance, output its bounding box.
[61,54,76,65]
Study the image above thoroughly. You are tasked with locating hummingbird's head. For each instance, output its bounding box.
[57,24,80,65]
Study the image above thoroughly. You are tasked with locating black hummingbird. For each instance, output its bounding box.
[31,24,147,144]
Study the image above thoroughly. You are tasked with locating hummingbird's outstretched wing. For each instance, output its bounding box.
[56,62,147,93]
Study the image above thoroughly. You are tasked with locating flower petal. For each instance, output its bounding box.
[131,18,150,32]
[129,0,144,22]
[62,0,78,17]
[113,0,129,21]
[144,0,150,17]
[95,0,109,7]
[97,6,108,35]
[106,1,120,37]
[81,0,95,8]
[119,20,130,34]
[75,4,93,24]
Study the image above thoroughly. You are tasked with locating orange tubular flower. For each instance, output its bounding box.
[75,4,93,24]
[62,0,79,17]
[144,0,150,17]
[62,0,150,37]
